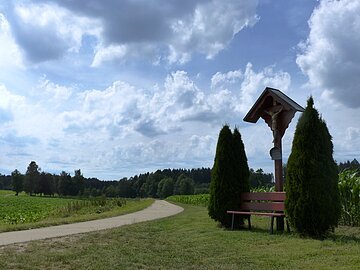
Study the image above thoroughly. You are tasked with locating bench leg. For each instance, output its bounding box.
[270,216,274,234]
[231,213,234,230]
[248,216,251,230]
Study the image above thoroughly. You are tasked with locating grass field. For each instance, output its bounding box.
[0,190,153,232]
[0,202,359,269]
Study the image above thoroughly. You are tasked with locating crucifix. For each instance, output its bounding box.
[243,87,304,231]
[264,101,283,143]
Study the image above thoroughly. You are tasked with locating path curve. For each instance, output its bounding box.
[0,200,183,246]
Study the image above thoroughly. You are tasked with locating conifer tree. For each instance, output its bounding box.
[208,125,250,228]
[285,97,340,238]
[233,128,250,194]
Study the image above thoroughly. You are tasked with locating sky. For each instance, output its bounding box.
[0,0,359,180]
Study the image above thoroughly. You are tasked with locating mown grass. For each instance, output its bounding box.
[0,191,154,232]
[0,202,359,269]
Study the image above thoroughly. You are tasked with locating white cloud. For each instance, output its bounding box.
[0,62,291,178]
[211,70,243,88]
[0,13,23,68]
[9,2,101,63]
[91,45,127,67]
[296,0,360,108]
[6,0,259,65]
[169,0,259,63]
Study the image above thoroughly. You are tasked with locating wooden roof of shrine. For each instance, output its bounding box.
[243,87,305,123]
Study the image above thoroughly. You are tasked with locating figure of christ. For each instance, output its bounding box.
[264,104,283,143]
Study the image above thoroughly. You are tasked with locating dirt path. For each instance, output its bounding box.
[0,200,183,246]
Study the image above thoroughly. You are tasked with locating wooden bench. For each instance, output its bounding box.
[226,192,290,234]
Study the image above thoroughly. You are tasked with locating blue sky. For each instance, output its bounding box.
[0,0,359,179]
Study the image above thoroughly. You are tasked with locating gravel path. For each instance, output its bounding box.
[0,200,183,246]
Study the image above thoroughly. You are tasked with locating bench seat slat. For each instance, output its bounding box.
[226,210,285,217]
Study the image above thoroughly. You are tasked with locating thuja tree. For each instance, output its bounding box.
[285,97,340,238]
[208,125,250,228]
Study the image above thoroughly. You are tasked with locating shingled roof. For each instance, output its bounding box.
[243,87,305,123]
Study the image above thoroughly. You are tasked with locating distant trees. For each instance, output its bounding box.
[73,169,85,195]
[2,160,288,199]
[338,159,360,172]
[208,125,250,228]
[24,161,40,195]
[286,97,340,238]
[157,177,175,198]
[174,174,195,195]
[38,172,55,196]
[11,169,23,195]
[249,168,273,188]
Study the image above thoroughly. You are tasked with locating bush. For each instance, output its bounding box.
[285,97,340,238]
[338,169,360,226]
[208,125,250,228]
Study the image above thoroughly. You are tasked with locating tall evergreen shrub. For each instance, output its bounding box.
[208,125,250,228]
[285,97,340,238]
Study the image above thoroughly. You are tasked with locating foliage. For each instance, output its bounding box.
[338,169,360,226]
[167,194,209,207]
[174,174,195,195]
[157,177,174,198]
[208,125,250,228]
[23,161,40,195]
[285,97,341,238]
[338,159,360,172]
[11,169,23,195]
[0,193,78,225]
[38,172,56,196]
[249,168,273,188]
[251,186,275,193]
[57,196,127,216]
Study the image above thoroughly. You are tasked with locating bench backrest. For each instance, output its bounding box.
[240,192,286,212]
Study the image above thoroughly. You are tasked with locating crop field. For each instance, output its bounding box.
[0,192,80,226]
[167,194,209,206]
[0,190,153,232]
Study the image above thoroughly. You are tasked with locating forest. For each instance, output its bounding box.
[0,158,358,198]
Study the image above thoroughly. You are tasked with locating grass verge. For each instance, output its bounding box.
[0,202,359,269]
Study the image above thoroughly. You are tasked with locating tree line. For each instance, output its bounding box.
[1,157,356,200]
[1,161,278,198]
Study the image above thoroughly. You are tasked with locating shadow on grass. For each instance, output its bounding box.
[224,224,293,236]
[331,233,360,244]
[227,224,360,244]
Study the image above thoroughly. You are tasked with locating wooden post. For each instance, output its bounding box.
[274,136,284,231]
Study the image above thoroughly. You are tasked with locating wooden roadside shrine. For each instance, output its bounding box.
[243,87,304,231]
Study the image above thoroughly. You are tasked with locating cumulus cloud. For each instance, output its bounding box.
[4,0,259,65]
[296,0,360,108]
[0,13,23,67]
[60,63,290,141]
[0,62,290,177]
[5,1,101,63]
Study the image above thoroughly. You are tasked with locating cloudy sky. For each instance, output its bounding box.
[0,0,359,180]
